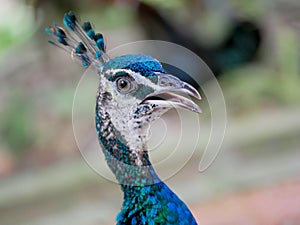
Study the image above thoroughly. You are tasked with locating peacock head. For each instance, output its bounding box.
[46,11,201,150]
[96,54,201,147]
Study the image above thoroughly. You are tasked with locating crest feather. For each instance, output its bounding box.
[46,11,108,68]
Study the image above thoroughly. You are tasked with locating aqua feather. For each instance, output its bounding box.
[63,11,77,30]
[45,11,108,67]
[75,42,87,54]
[94,33,105,51]
[82,21,93,33]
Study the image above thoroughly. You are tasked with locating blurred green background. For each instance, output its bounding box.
[0,0,300,224]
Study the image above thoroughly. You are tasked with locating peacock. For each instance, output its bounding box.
[46,11,201,225]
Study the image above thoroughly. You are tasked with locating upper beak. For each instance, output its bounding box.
[142,73,201,113]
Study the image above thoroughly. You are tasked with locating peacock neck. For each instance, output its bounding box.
[95,100,161,188]
[95,94,198,225]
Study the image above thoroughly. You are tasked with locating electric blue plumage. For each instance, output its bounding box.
[46,11,199,225]
[103,54,164,83]
[118,182,197,225]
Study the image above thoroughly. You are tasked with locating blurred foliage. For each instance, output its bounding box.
[143,0,186,9]
[79,5,135,30]
[0,1,35,55]
[0,93,35,157]
[230,0,271,17]
[222,27,300,114]
[48,87,75,117]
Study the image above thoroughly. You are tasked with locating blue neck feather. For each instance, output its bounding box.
[95,95,197,225]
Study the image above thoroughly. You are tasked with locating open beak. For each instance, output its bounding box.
[141,73,201,113]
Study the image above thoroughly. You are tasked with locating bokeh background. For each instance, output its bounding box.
[1,0,300,224]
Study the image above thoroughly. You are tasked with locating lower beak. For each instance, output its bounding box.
[141,74,201,113]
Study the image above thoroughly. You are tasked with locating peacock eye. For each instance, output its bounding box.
[116,77,132,93]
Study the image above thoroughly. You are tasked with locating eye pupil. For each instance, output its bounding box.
[117,78,132,93]
[119,79,128,89]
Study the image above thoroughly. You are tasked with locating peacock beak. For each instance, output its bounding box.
[141,73,201,113]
